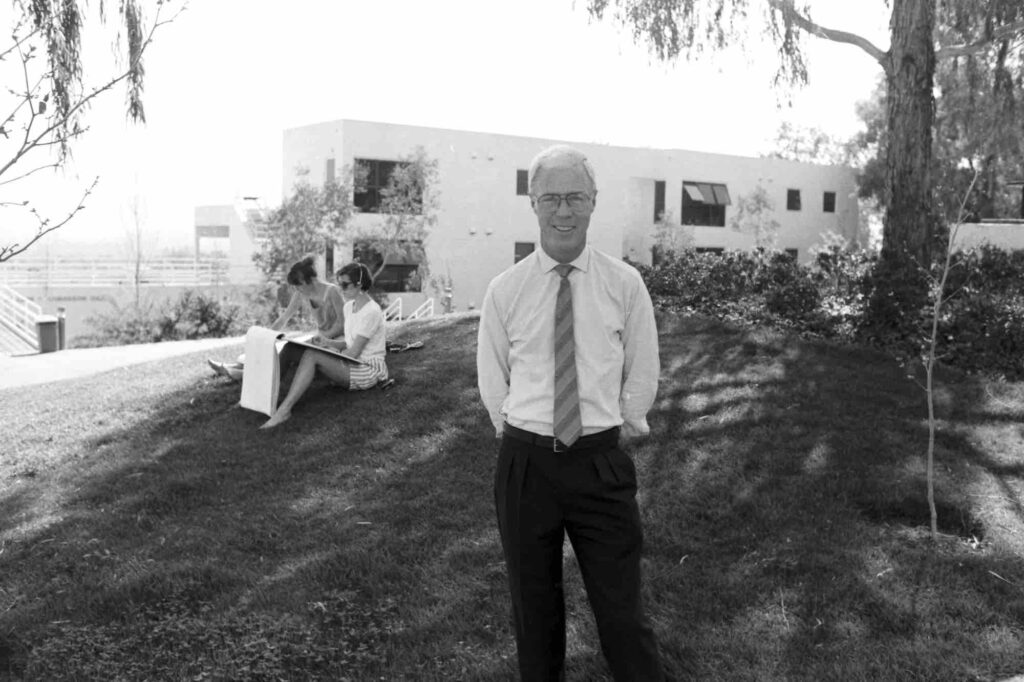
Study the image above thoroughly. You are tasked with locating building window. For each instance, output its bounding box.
[514,241,535,263]
[823,191,836,213]
[787,189,802,211]
[354,158,415,213]
[325,158,336,186]
[681,181,730,227]
[654,180,666,222]
[353,241,423,293]
[784,248,798,260]
[516,169,529,196]
[695,247,725,255]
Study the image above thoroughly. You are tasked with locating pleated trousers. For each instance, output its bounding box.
[494,432,665,682]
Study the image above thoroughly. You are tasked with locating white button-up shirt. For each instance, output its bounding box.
[477,245,660,438]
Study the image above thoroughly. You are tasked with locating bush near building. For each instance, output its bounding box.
[636,244,1024,380]
[74,287,282,348]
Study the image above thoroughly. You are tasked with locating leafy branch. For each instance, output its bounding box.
[0,1,184,263]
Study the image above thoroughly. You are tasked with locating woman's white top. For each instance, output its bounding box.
[343,298,386,360]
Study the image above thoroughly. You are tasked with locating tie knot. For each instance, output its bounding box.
[554,264,574,279]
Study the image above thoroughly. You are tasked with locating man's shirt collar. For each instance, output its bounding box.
[538,246,591,275]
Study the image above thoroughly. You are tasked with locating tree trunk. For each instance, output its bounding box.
[882,0,937,269]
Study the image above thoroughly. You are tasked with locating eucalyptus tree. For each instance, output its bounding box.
[585,0,1024,304]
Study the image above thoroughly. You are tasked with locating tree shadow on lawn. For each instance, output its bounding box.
[2,312,1024,681]
[641,314,1024,681]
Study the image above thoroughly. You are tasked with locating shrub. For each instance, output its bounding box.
[939,293,1024,379]
[765,273,821,321]
[640,242,1024,378]
[157,290,240,340]
[76,290,248,348]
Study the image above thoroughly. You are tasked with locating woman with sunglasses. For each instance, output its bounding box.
[208,256,345,379]
[261,261,388,428]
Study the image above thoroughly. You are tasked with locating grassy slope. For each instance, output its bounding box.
[1,312,1023,681]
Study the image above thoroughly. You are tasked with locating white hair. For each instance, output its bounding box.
[527,144,597,196]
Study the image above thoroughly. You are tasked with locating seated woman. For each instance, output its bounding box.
[209,256,345,379]
[260,261,388,429]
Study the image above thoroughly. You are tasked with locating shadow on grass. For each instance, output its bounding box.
[640,314,1024,681]
[1,312,1023,681]
[0,316,518,680]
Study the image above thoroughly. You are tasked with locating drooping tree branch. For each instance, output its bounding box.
[0,2,184,263]
[0,4,179,181]
[766,0,889,70]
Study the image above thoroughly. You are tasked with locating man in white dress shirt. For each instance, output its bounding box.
[477,144,664,681]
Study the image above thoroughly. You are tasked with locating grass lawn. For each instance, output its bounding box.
[2,311,1024,681]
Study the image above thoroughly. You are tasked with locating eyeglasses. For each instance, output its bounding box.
[533,192,592,213]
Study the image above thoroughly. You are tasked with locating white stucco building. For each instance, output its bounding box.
[194,198,266,286]
[279,119,861,310]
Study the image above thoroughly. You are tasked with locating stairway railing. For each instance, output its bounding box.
[0,284,42,350]
[407,298,434,320]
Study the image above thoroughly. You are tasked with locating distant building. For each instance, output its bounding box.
[954,179,1024,252]
[198,120,862,309]
[194,198,266,286]
[280,119,861,310]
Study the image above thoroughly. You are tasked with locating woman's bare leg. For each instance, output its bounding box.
[261,351,351,429]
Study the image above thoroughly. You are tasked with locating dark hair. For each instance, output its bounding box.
[286,257,317,286]
[335,261,373,291]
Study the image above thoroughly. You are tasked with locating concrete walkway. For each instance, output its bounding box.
[0,336,244,390]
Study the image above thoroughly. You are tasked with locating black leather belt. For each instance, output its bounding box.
[503,423,620,453]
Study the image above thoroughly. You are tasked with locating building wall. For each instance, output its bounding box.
[954,221,1024,252]
[281,119,861,310]
[195,204,263,285]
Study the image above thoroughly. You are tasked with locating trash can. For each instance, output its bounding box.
[36,315,59,353]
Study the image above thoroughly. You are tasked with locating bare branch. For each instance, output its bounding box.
[1,69,45,133]
[0,177,98,263]
[0,23,38,63]
[0,160,63,186]
[767,0,889,71]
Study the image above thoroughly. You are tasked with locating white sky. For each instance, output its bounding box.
[3,0,890,252]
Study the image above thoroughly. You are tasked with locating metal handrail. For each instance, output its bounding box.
[383,298,403,321]
[407,298,434,320]
[0,257,232,287]
[0,284,42,349]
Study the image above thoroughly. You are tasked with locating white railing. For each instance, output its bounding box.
[0,257,233,287]
[407,298,434,320]
[383,298,403,321]
[0,284,42,350]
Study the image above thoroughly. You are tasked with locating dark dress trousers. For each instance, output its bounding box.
[494,426,665,682]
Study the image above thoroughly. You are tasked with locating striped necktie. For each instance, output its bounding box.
[553,264,582,447]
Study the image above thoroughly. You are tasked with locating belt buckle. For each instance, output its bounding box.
[553,438,569,453]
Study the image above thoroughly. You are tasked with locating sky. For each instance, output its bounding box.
[3,0,891,254]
